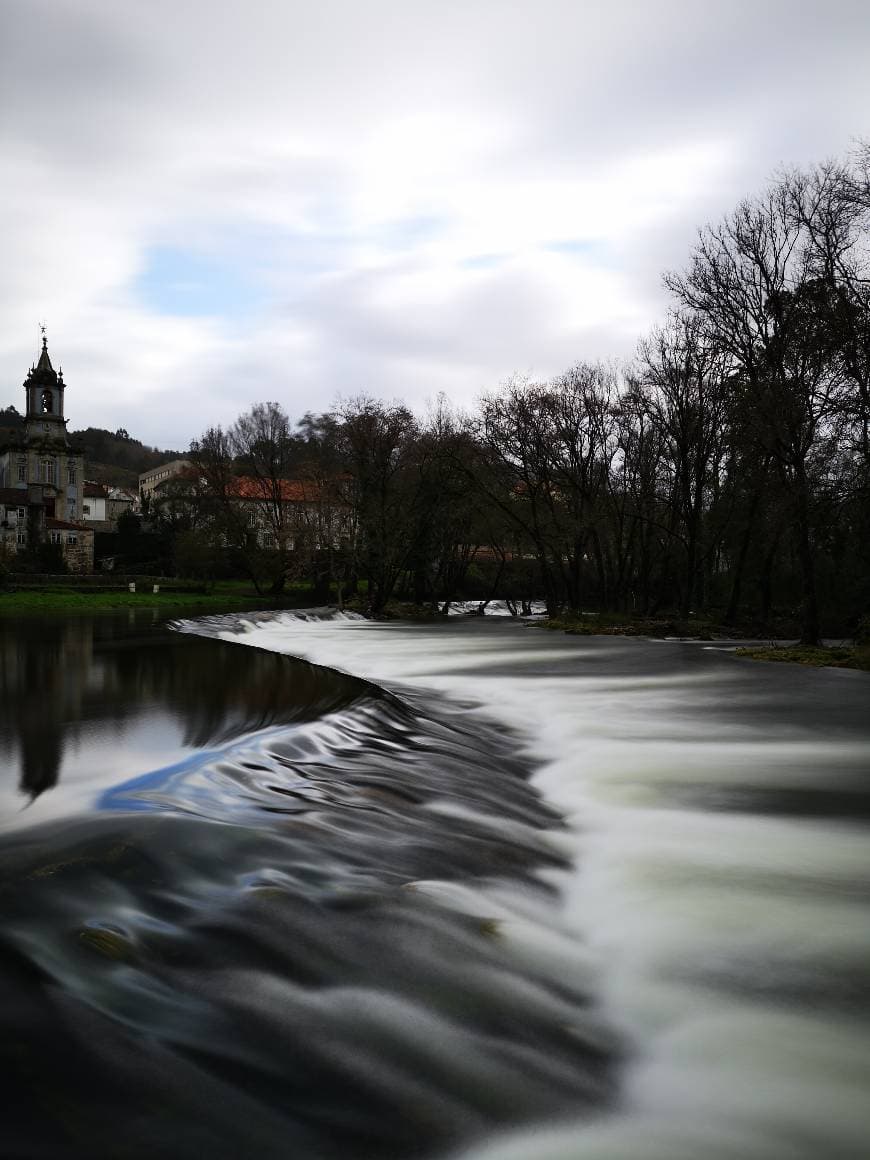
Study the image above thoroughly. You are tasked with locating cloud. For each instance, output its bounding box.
[1,0,868,446]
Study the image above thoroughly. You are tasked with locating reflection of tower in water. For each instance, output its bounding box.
[0,616,364,808]
[0,618,93,800]
[19,720,64,799]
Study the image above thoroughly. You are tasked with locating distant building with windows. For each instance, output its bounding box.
[0,335,93,571]
[82,481,108,524]
[229,475,354,552]
[81,481,137,532]
[139,459,193,501]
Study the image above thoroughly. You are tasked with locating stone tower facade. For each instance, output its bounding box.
[0,334,93,571]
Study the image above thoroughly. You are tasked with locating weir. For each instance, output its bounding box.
[0,608,867,1158]
[182,609,870,1160]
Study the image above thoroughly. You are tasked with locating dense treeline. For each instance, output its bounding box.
[175,151,868,641]
[71,427,183,480]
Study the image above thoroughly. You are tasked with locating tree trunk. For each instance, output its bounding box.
[589,528,609,611]
[680,531,697,620]
[793,462,821,646]
[723,491,760,625]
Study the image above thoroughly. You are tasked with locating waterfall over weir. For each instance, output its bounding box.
[178,609,870,1160]
[0,611,611,1159]
[0,607,866,1158]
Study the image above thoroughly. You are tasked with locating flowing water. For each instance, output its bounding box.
[1,609,868,1158]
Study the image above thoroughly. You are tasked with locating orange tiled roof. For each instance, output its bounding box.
[230,476,324,502]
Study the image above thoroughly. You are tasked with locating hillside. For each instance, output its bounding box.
[70,426,184,478]
[81,461,142,489]
[0,408,184,487]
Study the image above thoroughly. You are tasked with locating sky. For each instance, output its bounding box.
[1,0,869,450]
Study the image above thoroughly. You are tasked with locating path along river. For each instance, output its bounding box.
[1,609,868,1159]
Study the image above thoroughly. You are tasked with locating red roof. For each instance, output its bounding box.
[230,476,324,502]
[83,482,108,498]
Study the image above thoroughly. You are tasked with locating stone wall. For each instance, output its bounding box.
[62,530,94,573]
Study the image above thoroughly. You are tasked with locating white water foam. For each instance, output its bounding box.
[178,610,870,1160]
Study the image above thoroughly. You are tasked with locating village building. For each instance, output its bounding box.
[139,459,194,501]
[0,335,93,571]
[230,475,353,552]
[82,481,107,524]
[138,465,353,552]
[82,481,137,531]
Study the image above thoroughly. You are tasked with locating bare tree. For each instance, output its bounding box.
[476,366,617,614]
[190,404,303,594]
[338,396,419,615]
[638,312,730,617]
[665,178,847,643]
[789,158,870,476]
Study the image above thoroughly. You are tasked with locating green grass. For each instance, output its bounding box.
[533,613,870,666]
[733,645,870,671]
[0,579,317,616]
[531,612,720,639]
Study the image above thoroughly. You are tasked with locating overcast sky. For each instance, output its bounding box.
[1,0,868,448]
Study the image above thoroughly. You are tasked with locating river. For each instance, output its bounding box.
[0,608,868,1158]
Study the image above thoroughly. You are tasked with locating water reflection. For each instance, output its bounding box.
[0,613,363,817]
[0,612,611,1160]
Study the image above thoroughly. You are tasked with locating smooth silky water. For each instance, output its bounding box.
[0,611,612,1159]
[1,609,868,1158]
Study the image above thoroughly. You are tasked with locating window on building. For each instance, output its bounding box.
[49,531,62,544]
[67,501,76,520]
[40,460,57,485]
[16,532,26,546]
[248,509,257,527]
[41,389,53,413]
[16,507,26,523]
[83,503,91,515]
[67,534,77,546]
[17,459,26,482]
[67,463,77,485]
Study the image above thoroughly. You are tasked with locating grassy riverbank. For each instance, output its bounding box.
[0,579,317,616]
[733,644,870,671]
[533,612,724,638]
[534,612,870,670]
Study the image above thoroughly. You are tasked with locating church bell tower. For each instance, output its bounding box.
[0,329,91,570]
[24,330,68,441]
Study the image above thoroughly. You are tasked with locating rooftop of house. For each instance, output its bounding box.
[230,475,330,503]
